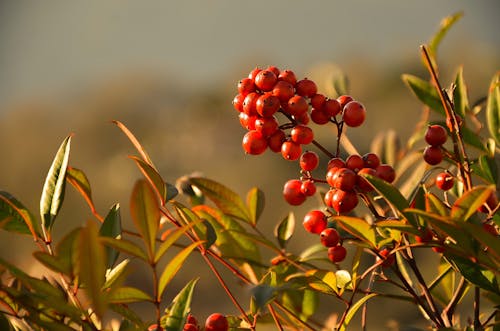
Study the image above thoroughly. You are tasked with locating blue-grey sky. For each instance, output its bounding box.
[0,1,499,109]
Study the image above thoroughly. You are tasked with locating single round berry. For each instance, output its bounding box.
[435,172,454,191]
[186,314,198,326]
[295,78,317,97]
[356,167,376,191]
[301,180,317,196]
[328,245,347,263]
[232,94,245,112]
[238,112,257,130]
[242,92,259,115]
[267,130,286,153]
[272,80,295,102]
[423,146,443,165]
[425,125,448,146]
[324,189,335,208]
[256,93,280,117]
[300,151,320,171]
[205,313,229,331]
[310,108,331,124]
[287,95,309,116]
[291,125,314,145]
[337,95,354,108]
[242,130,267,155]
[332,168,357,191]
[346,154,364,172]
[375,164,396,183]
[266,65,280,77]
[342,101,366,127]
[303,210,327,234]
[283,179,307,206]
[310,93,326,110]
[183,324,199,331]
[363,152,380,169]
[294,112,310,125]
[281,141,302,161]
[327,157,346,170]
[330,189,359,213]
[278,69,297,86]
[248,67,262,81]
[322,99,342,117]
[255,116,279,138]
[238,77,256,96]
[320,228,340,247]
[254,70,278,91]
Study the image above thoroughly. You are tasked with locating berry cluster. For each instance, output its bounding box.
[233,66,366,158]
[148,313,228,331]
[423,124,448,165]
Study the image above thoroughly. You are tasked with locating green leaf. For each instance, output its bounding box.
[103,259,130,290]
[445,254,499,294]
[154,220,202,263]
[425,193,449,217]
[130,179,161,258]
[55,227,81,276]
[113,120,154,165]
[427,12,463,64]
[189,177,251,223]
[40,135,71,233]
[33,251,68,275]
[130,156,167,204]
[402,74,445,115]
[0,191,39,237]
[250,284,277,311]
[338,293,378,331]
[450,185,495,222]
[109,286,153,304]
[100,203,122,268]
[66,167,98,216]
[486,72,500,145]
[462,222,500,263]
[100,237,148,261]
[172,202,216,249]
[275,212,295,249]
[471,155,498,185]
[376,219,420,236]
[453,66,469,117]
[461,126,489,152]
[110,303,146,328]
[157,241,200,300]
[334,216,377,248]
[162,278,198,331]
[246,187,265,226]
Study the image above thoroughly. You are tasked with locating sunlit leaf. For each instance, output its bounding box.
[66,167,98,218]
[247,187,265,226]
[425,193,449,217]
[100,203,122,268]
[173,202,216,249]
[0,313,14,331]
[402,74,445,115]
[275,212,295,249]
[426,11,463,72]
[450,185,495,222]
[334,216,377,248]
[189,177,251,223]
[130,156,167,204]
[55,227,81,277]
[338,293,378,331]
[445,254,499,294]
[130,179,161,258]
[486,72,500,145]
[100,237,148,261]
[471,155,498,185]
[113,120,154,165]
[162,278,198,331]
[33,252,68,275]
[154,220,202,263]
[462,222,500,263]
[376,219,420,236]
[453,66,469,117]
[0,191,39,238]
[40,135,71,234]
[461,126,488,152]
[109,286,153,304]
[350,246,363,289]
[103,259,130,290]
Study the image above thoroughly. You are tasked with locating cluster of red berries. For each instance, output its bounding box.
[148,313,228,331]
[423,124,448,165]
[233,66,366,158]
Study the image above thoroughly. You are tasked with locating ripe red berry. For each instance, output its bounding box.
[278,69,297,86]
[423,146,443,165]
[330,189,359,213]
[248,67,262,81]
[287,95,309,117]
[425,125,447,146]
[415,228,434,243]
[342,101,366,127]
[303,210,327,234]
[328,245,347,263]
[183,324,199,331]
[295,78,317,97]
[332,168,357,191]
[378,248,395,268]
[375,164,396,183]
[283,179,307,206]
[310,93,326,110]
[310,108,331,124]
[320,228,340,247]
[327,157,346,170]
[256,93,280,117]
[291,125,314,145]
[346,154,364,172]
[266,65,280,77]
[272,80,295,102]
[281,141,302,161]
[255,116,279,138]
[301,180,317,196]
[238,77,256,96]
[242,130,268,155]
[238,112,257,130]
[205,313,229,331]
[356,167,376,191]
[337,95,354,108]
[148,325,164,331]
[294,112,310,125]
[300,151,320,171]
[242,92,259,115]
[363,152,380,169]
[322,99,342,117]
[187,314,198,326]
[267,130,286,153]
[324,189,335,208]
[254,70,278,91]
[435,172,454,191]
[232,94,245,112]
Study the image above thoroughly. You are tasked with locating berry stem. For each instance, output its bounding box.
[312,139,335,159]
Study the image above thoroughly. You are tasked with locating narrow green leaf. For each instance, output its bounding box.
[109,286,153,304]
[487,72,500,145]
[339,293,378,331]
[40,135,71,233]
[32,252,68,275]
[275,212,295,249]
[472,155,498,184]
[189,177,251,223]
[250,285,277,311]
[154,220,201,263]
[453,66,469,117]
[247,187,265,226]
[445,254,499,294]
[450,185,495,222]
[157,241,200,300]
[100,203,122,268]
[376,220,420,236]
[130,156,167,204]
[100,237,148,261]
[425,193,449,217]
[334,216,377,248]
[130,179,161,258]
[55,227,81,277]
[172,202,216,249]
[350,246,363,288]
[462,222,500,263]
[104,259,130,290]
[162,278,198,331]
[0,191,39,238]
[66,167,97,216]
[461,126,488,152]
[113,120,154,165]
[402,74,445,115]
[110,303,146,328]
[428,12,464,61]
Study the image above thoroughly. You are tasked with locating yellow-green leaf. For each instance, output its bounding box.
[486,72,500,145]
[108,286,153,304]
[99,203,122,268]
[66,167,98,217]
[0,191,39,238]
[247,187,265,226]
[450,185,495,222]
[100,237,148,261]
[130,156,167,204]
[335,216,377,248]
[402,74,445,115]
[275,212,295,249]
[453,66,469,117]
[162,278,198,331]
[338,293,378,331]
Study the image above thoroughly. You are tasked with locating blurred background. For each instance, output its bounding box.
[0,1,499,330]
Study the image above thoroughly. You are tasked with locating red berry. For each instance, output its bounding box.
[256,93,280,117]
[327,157,346,170]
[328,245,347,263]
[242,130,267,155]
[238,112,257,130]
[375,164,396,183]
[378,248,395,268]
[281,141,302,161]
[303,210,327,234]
[320,228,340,247]
[266,65,280,77]
[272,80,295,102]
[356,167,376,191]
[242,92,259,115]
[187,314,198,326]
[425,125,447,146]
[291,125,314,145]
[294,112,310,125]
[248,67,262,81]
[423,146,443,165]
[310,93,326,109]
[415,228,433,243]
[268,130,286,153]
[362,152,380,169]
[254,70,278,91]
[326,167,339,187]
[301,180,317,196]
[435,172,454,191]
[332,168,357,191]
[232,94,245,112]
[183,324,199,331]
[310,108,331,124]
[346,154,364,172]
[148,325,164,331]
[322,99,342,117]
[238,77,256,96]
[255,116,279,138]
[295,78,317,97]
[342,101,366,127]
[283,179,307,206]
[278,69,297,86]
[300,151,320,171]
[337,95,354,108]
[330,189,358,213]
[287,95,309,117]
[324,189,335,208]
[205,313,229,331]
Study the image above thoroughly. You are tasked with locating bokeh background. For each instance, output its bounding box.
[0,1,499,330]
